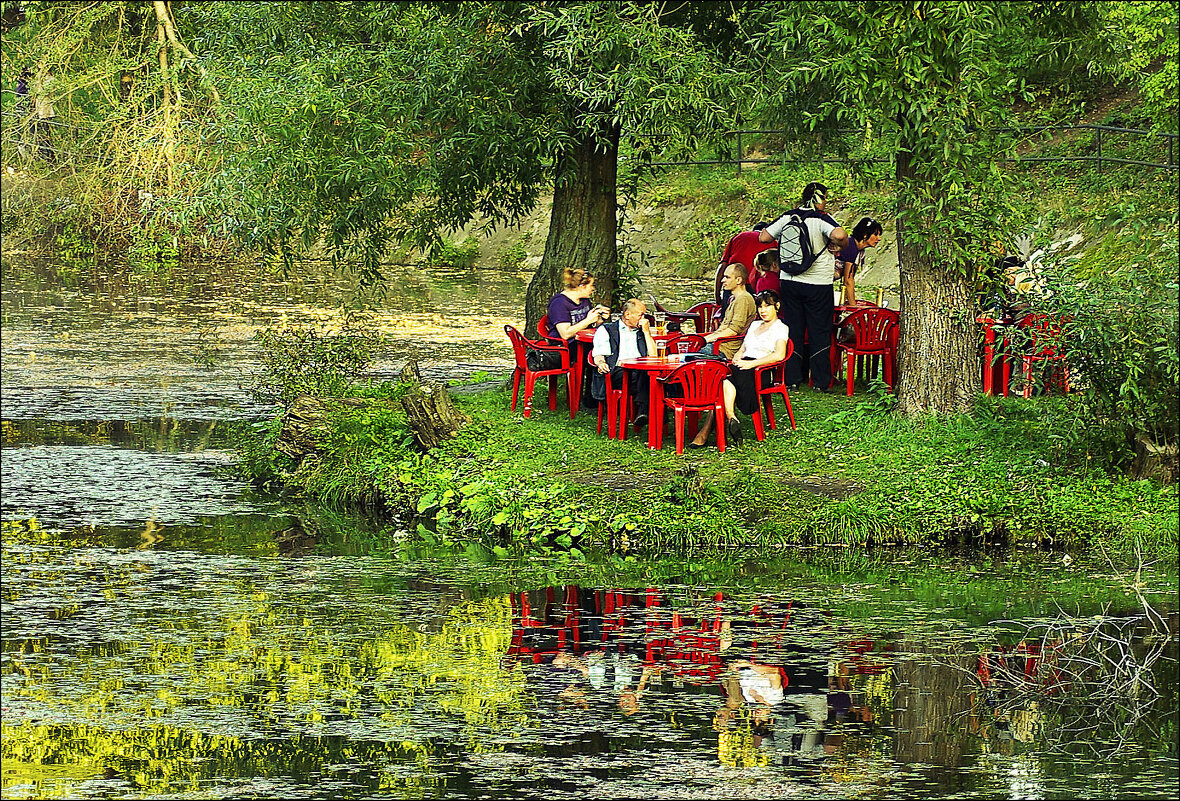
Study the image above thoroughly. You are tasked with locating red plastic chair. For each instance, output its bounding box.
[505,325,575,418]
[710,334,744,357]
[1017,313,1070,398]
[658,360,730,454]
[751,341,797,440]
[536,314,565,345]
[669,334,706,355]
[666,302,719,335]
[587,351,632,439]
[835,308,900,396]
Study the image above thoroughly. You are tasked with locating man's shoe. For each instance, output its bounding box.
[786,383,800,391]
[725,417,743,446]
[632,413,648,430]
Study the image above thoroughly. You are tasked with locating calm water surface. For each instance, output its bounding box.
[2,257,1177,799]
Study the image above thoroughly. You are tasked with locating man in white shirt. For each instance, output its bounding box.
[760,182,848,391]
[591,299,658,428]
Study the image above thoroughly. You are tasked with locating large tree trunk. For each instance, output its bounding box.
[524,123,620,333]
[894,152,979,415]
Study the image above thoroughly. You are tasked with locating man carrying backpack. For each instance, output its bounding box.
[759,182,849,391]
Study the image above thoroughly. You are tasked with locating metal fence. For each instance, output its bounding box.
[645,123,1179,175]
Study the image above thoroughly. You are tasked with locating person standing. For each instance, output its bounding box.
[836,217,883,306]
[760,182,848,391]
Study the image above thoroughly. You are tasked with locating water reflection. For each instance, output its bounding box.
[2,543,1175,799]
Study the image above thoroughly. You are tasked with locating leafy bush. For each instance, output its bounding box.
[249,315,385,409]
[430,236,481,269]
[1022,223,1178,474]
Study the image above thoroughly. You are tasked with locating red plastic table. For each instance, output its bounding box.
[618,355,688,449]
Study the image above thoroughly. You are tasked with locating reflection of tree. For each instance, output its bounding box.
[1,722,439,798]
[891,641,977,775]
[1,587,527,796]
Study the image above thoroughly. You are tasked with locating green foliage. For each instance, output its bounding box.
[235,376,1178,560]
[1018,217,1180,468]
[1091,1,1180,131]
[184,1,744,284]
[248,315,385,409]
[430,236,481,270]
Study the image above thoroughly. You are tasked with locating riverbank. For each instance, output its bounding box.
[237,378,1179,561]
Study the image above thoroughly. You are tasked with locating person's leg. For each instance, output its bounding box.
[628,370,649,420]
[723,378,738,420]
[780,284,807,387]
[802,284,835,390]
[690,411,715,446]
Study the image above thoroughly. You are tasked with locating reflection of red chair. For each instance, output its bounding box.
[835,308,900,396]
[1017,313,1070,398]
[750,342,797,440]
[658,360,730,454]
[505,325,575,418]
[665,302,719,335]
[587,351,632,440]
[670,334,706,354]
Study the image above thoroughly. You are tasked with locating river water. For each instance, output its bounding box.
[2,257,1177,799]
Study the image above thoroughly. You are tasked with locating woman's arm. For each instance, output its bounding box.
[556,306,606,339]
[737,337,788,370]
[843,263,857,306]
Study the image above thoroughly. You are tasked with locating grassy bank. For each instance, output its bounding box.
[238,379,1179,561]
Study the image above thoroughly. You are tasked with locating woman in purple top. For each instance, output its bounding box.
[836,217,883,305]
[547,267,609,340]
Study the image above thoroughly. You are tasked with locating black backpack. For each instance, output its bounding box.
[772,210,819,276]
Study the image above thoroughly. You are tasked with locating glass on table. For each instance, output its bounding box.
[654,310,667,337]
[656,339,668,359]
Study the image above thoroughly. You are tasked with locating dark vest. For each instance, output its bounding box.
[591,320,648,401]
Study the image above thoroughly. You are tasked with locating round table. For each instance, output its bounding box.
[618,355,690,449]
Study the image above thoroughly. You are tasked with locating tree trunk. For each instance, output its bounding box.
[894,151,979,415]
[524,123,620,333]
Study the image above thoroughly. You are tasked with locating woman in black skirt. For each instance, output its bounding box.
[690,290,790,447]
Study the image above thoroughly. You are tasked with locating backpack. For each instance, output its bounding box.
[772,210,819,276]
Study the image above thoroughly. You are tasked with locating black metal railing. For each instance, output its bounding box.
[644,123,1178,174]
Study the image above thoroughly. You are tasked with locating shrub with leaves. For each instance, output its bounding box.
[1025,224,1178,475]
[249,315,384,409]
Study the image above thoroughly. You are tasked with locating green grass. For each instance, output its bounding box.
[241,378,1179,561]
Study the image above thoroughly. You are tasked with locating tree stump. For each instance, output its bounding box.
[398,361,470,451]
[275,394,370,463]
[1130,435,1178,485]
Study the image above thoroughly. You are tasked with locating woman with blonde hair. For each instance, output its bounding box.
[546,267,609,341]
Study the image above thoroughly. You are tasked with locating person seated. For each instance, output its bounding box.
[547,267,610,342]
[591,299,657,429]
[701,263,757,359]
[690,290,789,448]
[836,217,883,305]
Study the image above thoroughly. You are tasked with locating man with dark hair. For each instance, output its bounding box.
[714,221,779,310]
[760,183,849,391]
